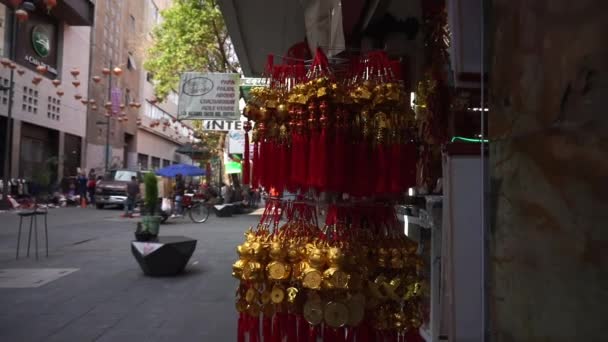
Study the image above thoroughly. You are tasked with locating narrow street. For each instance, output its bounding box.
[0,207,253,341]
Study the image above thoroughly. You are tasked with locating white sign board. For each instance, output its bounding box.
[227,130,245,154]
[177,72,240,120]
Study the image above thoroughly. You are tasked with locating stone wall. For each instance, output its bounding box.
[489,0,608,340]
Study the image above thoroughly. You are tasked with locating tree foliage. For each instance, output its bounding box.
[144,0,240,100]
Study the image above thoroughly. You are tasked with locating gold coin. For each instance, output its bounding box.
[267,261,287,280]
[324,301,349,328]
[331,270,350,289]
[235,299,247,312]
[303,300,323,325]
[271,285,285,304]
[302,269,322,290]
[347,293,365,326]
[245,288,257,303]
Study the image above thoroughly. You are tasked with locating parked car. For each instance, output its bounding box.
[95,169,142,209]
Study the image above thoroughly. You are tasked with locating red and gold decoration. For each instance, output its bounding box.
[232,47,429,341]
[244,49,416,197]
[233,200,425,341]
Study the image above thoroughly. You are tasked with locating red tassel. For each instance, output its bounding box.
[250,315,260,342]
[272,314,281,342]
[237,313,246,342]
[243,123,251,185]
[263,317,272,342]
[308,325,317,342]
[297,315,308,342]
[345,327,355,342]
[330,125,345,192]
[335,327,347,342]
[252,141,260,189]
[374,144,389,195]
[287,313,298,342]
[316,124,329,191]
[307,127,320,190]
[280,312,289,341]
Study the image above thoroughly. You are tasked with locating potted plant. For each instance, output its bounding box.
[135,173,160,241]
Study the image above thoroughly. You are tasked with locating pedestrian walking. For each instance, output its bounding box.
[123,176,140,218]
[87,168,96,206]
[77,171,88,207]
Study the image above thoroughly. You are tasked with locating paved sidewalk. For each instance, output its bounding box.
[0,207,255,341]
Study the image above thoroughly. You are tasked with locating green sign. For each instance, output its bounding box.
[32,25,51,58]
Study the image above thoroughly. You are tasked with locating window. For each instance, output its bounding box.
[151,157,160,170]
[138,153,149,170]
[127,53,136,70]
[130,15,135,32]
[162,159,170,168]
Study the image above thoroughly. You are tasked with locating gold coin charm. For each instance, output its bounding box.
[235,299,247,312]
[286,287,299,304]
[302,269,322,289]
[324,301,349,328]
[331,270,350,289]
[347,293,366,326]
[303,300,323,325]
[271,285,285,304]
[245,288,257,303]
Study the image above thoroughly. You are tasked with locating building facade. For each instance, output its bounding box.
[86,0,193,173]
[0,0,94,183]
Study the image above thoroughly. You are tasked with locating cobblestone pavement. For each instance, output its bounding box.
[0,206,256,341]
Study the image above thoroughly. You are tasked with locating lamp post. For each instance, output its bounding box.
[104,61,113,172]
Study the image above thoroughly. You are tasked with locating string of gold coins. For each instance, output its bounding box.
[233,200,425,341]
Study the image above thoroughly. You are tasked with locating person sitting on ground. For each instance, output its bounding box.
[123,176,140,218]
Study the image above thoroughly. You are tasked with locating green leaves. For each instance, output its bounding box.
[144,0,240,100]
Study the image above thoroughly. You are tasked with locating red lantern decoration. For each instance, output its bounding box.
[113,67,123,76]
[17,69,25,76]
[119,103,125,110]
[89,99,96,105]
[74,94,82,100]
[148,96,158,104]
[91,105,98,111]
[104,112,111,118]
[15,9,28,22]
[56,89,64,97]
[92,75,101,83]
[134,102,141,108]
[52,79,61,87]
[8,62,16,70]
[32,76,42,85]
[105,101,112,109]
[36,65,47,74]
[70,68,80,78]
[72,80,81,87]
[102,68,111,76]
[81,98,89,105]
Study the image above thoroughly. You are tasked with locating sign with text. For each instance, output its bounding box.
[177,72,240,120]
[202,119,246,131]
[15,12,59,78]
